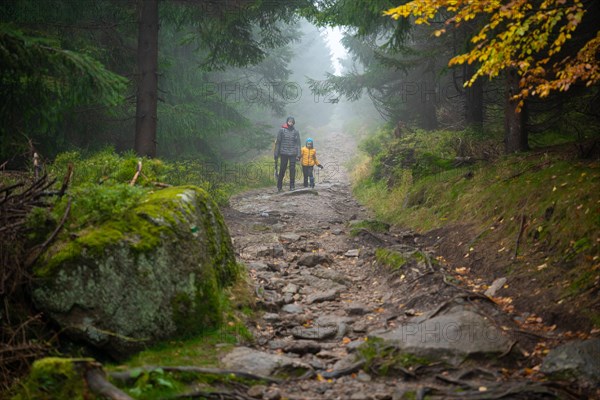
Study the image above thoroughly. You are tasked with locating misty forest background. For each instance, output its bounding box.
[2,0,598,179]
[1,0,599,393]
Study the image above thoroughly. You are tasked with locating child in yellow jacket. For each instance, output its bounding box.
[300,138,323,188]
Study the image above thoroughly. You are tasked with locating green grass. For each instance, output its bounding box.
[118,327,241,369]
[353,137,599,261]
[352,126,600,320]
[349,219,391,236]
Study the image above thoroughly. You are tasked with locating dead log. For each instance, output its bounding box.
[85,367,133,400]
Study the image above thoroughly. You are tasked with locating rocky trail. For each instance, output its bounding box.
[220,130,597,400]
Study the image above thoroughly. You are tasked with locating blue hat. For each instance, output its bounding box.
[306,137,313,145]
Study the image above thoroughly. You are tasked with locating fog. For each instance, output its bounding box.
[252,19,383,154]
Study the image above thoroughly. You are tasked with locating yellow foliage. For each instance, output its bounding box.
[385,0,599,104]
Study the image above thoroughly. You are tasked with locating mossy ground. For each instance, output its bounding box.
[357,338,431,377]
[11,358,97,400]
[353,129,600,331]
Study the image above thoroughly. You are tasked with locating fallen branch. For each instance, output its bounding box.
[25,197,72,268]
[58,163,73,197]
[513,214,526,259]
[129,160,142,186]
[502,160,552,182]
[85,367,133,400]
[110,366,281,385]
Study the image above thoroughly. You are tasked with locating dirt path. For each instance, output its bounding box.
[221,130,589,400]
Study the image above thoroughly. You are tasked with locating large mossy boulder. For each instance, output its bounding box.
[32,186,239,359]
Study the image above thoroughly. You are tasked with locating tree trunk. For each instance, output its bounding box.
[464,63,483,129]
[504,68,528,153]
[134,0,159,158]
[419,71,438,130]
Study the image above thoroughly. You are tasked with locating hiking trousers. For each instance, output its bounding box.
[277,155,296,190]
[302,166,315,188]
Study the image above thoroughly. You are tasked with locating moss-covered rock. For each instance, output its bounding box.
[11,357,97,400]
[32,186,240,359]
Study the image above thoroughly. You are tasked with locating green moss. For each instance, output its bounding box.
[357,338,431,376]
[35,186,224,277]
[111,367,266,399]
[171,269,223,338]
[350,219,390,236]
[375,248,407,271]
[11,358,95,400]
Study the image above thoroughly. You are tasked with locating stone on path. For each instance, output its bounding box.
[297,252,333,267]
[484,277,507,297]
[269,339,322,355]
[248,261,269,271]
[305,289,339,304]
[369,308,513,365]
[541,338,600,385]
[345,302,371,316]
[279,233,302,242]
[221,347,312,378]
[281,303,304,314]
[345,249,360,257]
[291,325,338,340]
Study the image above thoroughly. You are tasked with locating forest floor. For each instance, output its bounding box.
[221,129,599,399]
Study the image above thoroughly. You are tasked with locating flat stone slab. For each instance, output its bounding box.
[221,347,312,378]
[279,233,302,242]
[485,277,507,297]
[345,249,360,257]
[305,288,339,304]
[541,338,600,384]
[297,253,333,267]
[281,303,304,314]
[269,339,322,355]
[290,325,338,340]
[369,309,513,365]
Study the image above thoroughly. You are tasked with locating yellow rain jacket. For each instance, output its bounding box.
[300,146,321,167]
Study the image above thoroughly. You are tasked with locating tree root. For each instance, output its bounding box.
[85,366,133,400]
[110,365,282,385]
[320,360,365,379]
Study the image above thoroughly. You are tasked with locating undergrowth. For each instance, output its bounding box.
[353,128,599,260]
[353,126,600,325]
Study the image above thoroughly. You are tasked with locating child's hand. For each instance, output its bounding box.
[318,165,324,169]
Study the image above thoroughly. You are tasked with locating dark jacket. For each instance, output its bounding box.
[274,124,301,158]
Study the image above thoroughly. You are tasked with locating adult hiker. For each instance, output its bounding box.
[274,116,301,192]
[300,137,324,188]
